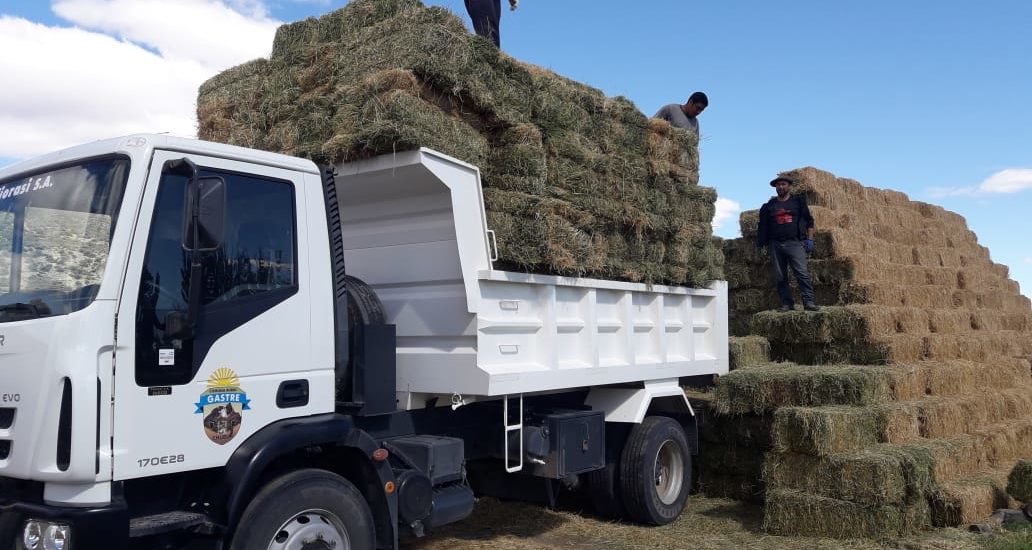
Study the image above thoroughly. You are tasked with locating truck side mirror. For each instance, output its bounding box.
[182,176,226,252]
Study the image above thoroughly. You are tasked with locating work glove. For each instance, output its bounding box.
[804,239,815,255]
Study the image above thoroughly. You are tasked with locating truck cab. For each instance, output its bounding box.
[0,135,727,550]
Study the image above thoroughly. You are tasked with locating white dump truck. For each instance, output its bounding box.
[0,135,727,550]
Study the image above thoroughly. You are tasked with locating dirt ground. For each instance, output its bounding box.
[405,496,1032,550]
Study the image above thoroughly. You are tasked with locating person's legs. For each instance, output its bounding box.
[783,240,817,307]
[770,242,794,309]
[464,0,501,46]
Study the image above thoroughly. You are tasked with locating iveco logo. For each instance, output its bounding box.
[2,394,19,403]
[0,334,5,346]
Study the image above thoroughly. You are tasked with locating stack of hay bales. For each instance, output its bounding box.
[195,0,722,286]
[707,167,1032,537]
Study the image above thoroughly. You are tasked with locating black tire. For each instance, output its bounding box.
[619,416,692,525]
[345,275,385,328]
[229,469,375,550]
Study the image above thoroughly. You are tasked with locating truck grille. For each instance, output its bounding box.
[0,440,9,460]
[0,407,13,429]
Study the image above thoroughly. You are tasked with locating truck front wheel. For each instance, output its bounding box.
[619,416,692,525]
[230,469,375,550]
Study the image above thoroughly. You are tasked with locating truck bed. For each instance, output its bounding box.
[334,149,728,405]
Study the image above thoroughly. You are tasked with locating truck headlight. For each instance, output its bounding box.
[21,520,42,550]
[43,524,69,550]
[21,520,70,550]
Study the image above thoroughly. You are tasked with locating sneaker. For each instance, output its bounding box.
[777,305,793,312]
[804,303,820,311]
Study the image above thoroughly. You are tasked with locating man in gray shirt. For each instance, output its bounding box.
[654,91,708,137]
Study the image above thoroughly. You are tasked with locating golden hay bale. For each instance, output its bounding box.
[1007,459,1032,502]
[763,490,931,538]
[931,467,1015,526]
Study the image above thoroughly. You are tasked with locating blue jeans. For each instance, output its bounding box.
[465,0,501,46]
[770,240,815,307]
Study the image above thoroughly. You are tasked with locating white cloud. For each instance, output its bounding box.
[978,168,1032,194]
[926,168,1032,198]
[925,186,977,199]
[0,2,280,159]
[53,0,278,68]
[712,197,741,231]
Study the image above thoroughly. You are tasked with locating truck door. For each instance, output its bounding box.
[110,151,331,480]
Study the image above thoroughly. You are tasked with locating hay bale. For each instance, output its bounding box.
[763,490,930,538]
[697,474,765,504]
[1007,459,1032,503]
[932,467,1014,526]
[728,335,770,370]
[712,363,905,415]
[771,406,883,456]
[763,446,934,506]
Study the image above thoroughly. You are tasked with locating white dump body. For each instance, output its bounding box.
[334,149,728,406]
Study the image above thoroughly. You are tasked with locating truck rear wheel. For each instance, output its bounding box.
[619,416,692,525]
[230,469,375,550]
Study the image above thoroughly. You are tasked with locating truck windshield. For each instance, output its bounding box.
[0,156,129,322]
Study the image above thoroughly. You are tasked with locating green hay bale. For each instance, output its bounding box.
[763,490,931,538]
[763,444,936,506]
[729,335,770,370]
[324,89,491,165]
[1007,459,1032,503]
[712,363,898,415]
[750,306,867,344]
[483,125,549,188]
[771,406,883,456]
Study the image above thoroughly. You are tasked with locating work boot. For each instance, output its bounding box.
[804,302,820,312]
[777,304,793,312]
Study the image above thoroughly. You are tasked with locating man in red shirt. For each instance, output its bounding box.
[756,177,819,312]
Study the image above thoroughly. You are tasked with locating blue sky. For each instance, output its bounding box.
[2,0,1031,296]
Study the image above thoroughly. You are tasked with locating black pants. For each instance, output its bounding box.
[465,0,501,47]
[770,240,816,307]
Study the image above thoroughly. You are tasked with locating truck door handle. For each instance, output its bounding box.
[276,380,310,408]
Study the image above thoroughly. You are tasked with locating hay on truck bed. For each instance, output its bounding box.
[196,0,723,287]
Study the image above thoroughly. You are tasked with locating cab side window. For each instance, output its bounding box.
[135,167,297,386]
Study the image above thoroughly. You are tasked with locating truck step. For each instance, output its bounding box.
[129,511,208,538]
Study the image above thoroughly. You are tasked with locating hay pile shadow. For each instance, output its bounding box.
[694,167,1032,538]
[196,0,721,286]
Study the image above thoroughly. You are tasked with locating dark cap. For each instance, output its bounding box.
[769,177,794,187]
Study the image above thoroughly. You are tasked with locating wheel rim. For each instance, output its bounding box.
[267,509,350,550]
[653,439,685,506]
